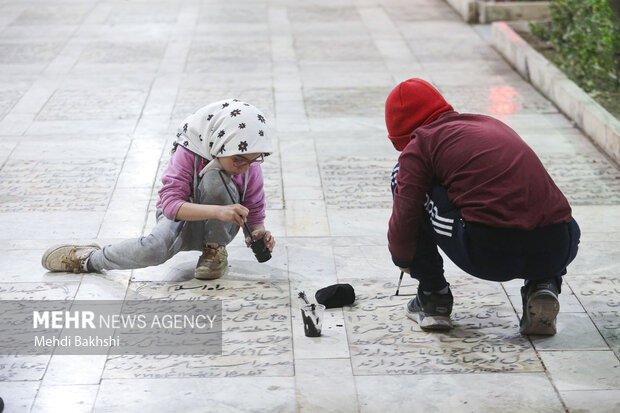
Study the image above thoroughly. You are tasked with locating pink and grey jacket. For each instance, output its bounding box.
[156,146,266,227]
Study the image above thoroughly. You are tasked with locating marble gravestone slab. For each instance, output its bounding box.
[198,5,269,24]
[539,153,620,205]
[10,5,91,26]
[171,87,275,124]
[106,3,179,24]
[441,85,556,115]
[320,156,393,209]
[36,88,148,121]
[569,276,620,357]
[294,36,382,62]
[303,87,387,118]
[286,6,360,24]
[0,355,50,381]
[0,281,80,301]
[0,159,121,212]
[0,43,64,65]
[77,41,167,65]
[185,38,271,70]
[344,278,541,375]
[103,279,293,378]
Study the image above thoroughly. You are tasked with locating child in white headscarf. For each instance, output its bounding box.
[41,99,276,280]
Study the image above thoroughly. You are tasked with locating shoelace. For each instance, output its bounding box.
[61,248,82,274]
[202,246,222,260]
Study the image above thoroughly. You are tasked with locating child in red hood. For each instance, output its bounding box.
[386,78,580,335]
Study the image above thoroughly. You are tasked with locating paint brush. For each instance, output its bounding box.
[395,271,404,296]
[298,291,310,305]
[298,291,318,322]
[218,172,255,242]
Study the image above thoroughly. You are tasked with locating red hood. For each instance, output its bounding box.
[385,78,453,151]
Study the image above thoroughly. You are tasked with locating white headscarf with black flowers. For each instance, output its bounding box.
[175,99,273,176]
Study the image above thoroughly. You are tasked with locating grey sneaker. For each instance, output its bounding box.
[406,287,453,331]
[520,279,560,335]
[41,244,100,273]
[195,243,227,280]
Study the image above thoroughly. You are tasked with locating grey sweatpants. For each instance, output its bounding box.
[89,169,241,271]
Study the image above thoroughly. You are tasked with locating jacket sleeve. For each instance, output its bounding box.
[242,165,266,228]
[388,141,434,267]
[157,147,195,221]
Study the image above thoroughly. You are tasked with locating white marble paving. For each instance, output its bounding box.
[540,350,620,391]
[356,373,565,412]
[1,0,619,411]
[31,384,99,413]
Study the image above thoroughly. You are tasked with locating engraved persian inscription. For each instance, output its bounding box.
[104,280,293,378]
[569,276,620,358]
[320,156,393,209]
[37,88,148,121]
[304,87,387,117]
[345,280,541,375]
[0,159,121,212]
[540,153,620,205]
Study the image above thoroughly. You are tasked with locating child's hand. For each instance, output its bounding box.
[246,228,275,252]
[216,204,249,226]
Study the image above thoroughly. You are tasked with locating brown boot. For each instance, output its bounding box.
[195,243,228,280]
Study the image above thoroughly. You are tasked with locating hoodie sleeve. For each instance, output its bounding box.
[157,146,195,221]
[240,165,266,228]
[388,139,434,267]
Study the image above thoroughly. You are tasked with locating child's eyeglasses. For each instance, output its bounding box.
[232,154,264,167]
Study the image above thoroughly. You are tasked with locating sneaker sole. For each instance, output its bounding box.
[406,310,453,331]
[41,244,100,271]
[520,292,559,335]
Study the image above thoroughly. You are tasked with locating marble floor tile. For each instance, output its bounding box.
[298,61,394,88]
[0,212,103,240]
[36,87,148,121]
[94,377,296,413]
[287,245,337,283]
[567,275,620,356]
[0,381,39,412]
[284,199,330,237]
[304,87,388,118]
[42,355,107,385]
[333,245,394,282]
[560,390,620,412]
[0,248,84,283]
[292,313,349,359]
[73,270,130,300]
[31,384,99,413]
[540,350,620,391]
[295,358,358,413]
[0,281,80,300]
[356,373,563,412]
[319,155,394,209]
[0,355,50,381]
[327,208,391,237]
[567,241,620,275]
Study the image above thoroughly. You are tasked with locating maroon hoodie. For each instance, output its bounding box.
[386,79,572,265]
